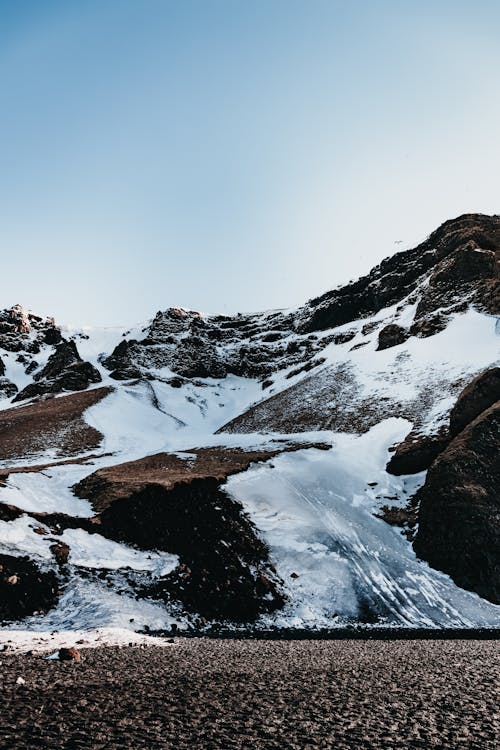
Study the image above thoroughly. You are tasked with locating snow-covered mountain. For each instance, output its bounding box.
[1,213,499,634]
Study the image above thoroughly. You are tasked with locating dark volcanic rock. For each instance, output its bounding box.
[298,213,500,333]
[24,360,38,375]
[105,481,285,622]
[429,242,497,285]
[35,340,82,380]
[0,305,62,356]
[0,377,18,399]
[109,366,143,381]
[102,308,312,381]
[449,367,500,437]
[102,339,136,373]
[50,541,70,567]
[415,243,498,320]
[409,314,448,338]
[386,430,450,475]
[413,401,500,604]
[171,335,228,379]
[376,324,409,351]
[0,503,24,522]
[0,554,59,623]
[58,646,81,661]
[43,327,62,346]
[13,340,102,402]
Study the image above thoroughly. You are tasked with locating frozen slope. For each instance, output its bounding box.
[227,421,500,628]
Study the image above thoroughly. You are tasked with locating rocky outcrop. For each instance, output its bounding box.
[413,401,500,603]
[0,305,60,354]
[109,480,285,622]
[0,377,18,399]
[0,503,24,522]
[297,213,500,333]
[376,324,409,351]
[0,554,59,623]
[449,367,500,437]
[50,541,70,567]
[386,367,500,476]
[13,340,102,402]
[409,313,448,339]
[102,308,323,382]
[386,430,450,475]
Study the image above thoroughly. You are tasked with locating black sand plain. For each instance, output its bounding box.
[1,637,499,749]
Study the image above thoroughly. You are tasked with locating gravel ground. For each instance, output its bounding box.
[1,638,499,749]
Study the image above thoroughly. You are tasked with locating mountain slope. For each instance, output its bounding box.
[0,213,499,634]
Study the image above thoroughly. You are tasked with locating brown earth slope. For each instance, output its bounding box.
[0,387,112,462]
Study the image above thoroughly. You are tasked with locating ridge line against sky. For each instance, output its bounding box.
[1,0,500,326]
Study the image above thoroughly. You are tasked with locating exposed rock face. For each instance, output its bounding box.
[13,340,102,402]
[386,430,450,475]
[386,367,500,476]
[0,554,59,623]
[0,377,18,399]
[0,305,60,354]
[413,401,500,604]
[409,313,448,339]
[297,214,500,333]
[102,307,322,381]
[449,367,500,437]
[0,503,24,522]
[376,324,409,351]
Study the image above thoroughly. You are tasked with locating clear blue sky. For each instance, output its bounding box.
[1,0,500,325]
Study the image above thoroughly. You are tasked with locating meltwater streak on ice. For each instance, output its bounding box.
[227,420,500,628]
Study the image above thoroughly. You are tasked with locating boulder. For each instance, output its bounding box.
[0,554,60,623]
[449,367,500,437]
[50,541,70,567]
[0,377,18,399]
[386,430,449,475]
[376,324,409,351]
[58,646,81,662]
